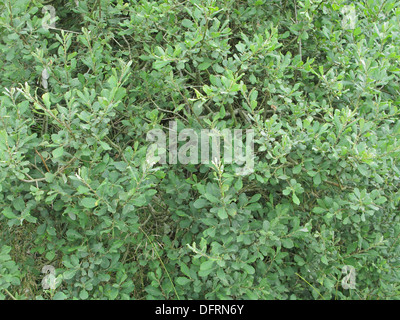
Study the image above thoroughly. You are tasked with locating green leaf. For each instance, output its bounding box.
[79,289,88,299]
[45,250,55,261]
[217,207,228,219]
[99,141,112,150]
[193,199,208,209]
[132,195,147,207]
[153,60,170,70]
[292,193,300,205]
[13,198,25,211]
[81,197,97,208]
[198,61,212,71]
[282,238,294,249]
[109,288,119,299]
[52,146,64,158]
[53,292,67,300]
[63,270,77,280]
[42,92,51,108]
[114,161,127,171]
[145,286,163,297]
[312,207,326,214]
[176,277,191,285]
[313,173,322,185]
[3,208,17,219]
[243,264,255,274]
[182,19,193,28]
[358,165,369,177]
[324,278,335,289]
[77,186,90,194]
[200,260,214,271]
[293,165,302,174]
[294,255,306,266]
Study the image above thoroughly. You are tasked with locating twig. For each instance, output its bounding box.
[4,288,17,300]
[295,273,325,300]
[139,226,180,300]
[294,1,302,61]
[35,148,50,173]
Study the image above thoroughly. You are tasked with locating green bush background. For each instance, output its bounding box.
[0,0,399,300]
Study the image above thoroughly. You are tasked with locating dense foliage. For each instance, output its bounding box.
[0,0,399,300]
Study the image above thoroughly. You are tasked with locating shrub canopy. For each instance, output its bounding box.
[0,0,399,300]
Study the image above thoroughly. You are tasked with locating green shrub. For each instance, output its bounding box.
[0,0,399,300]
